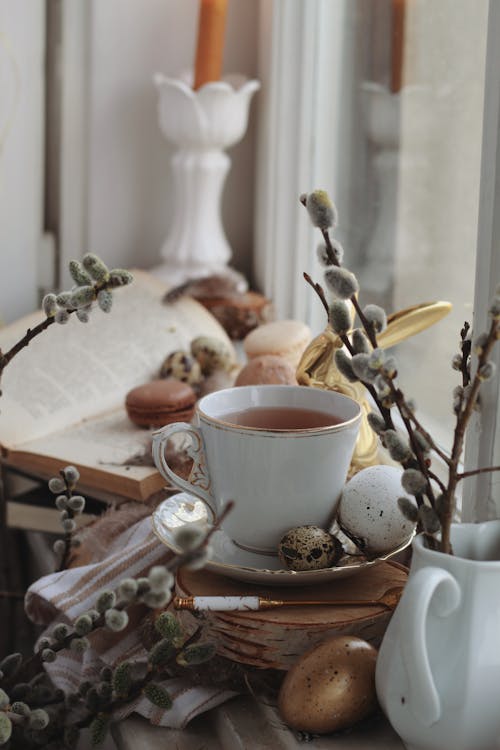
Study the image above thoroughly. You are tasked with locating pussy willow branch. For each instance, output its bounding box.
[423,469,446,494]
[320,227,378,348]
[299,194,373,342]
[0,317,53,376]
[5,501,234,689]
[71,627,204,737]
[0,279,109,377]
[460,322,472,387]
[441,317,499,553]
[406,409,452,466]
[57,475,76,573]
[303,270,438,503]
[303,272,329,315]
[304,216,443,508]
[320,223,441,504]
[307,252,497,549]
[382,381,440,503]
[39,625,204,746]
[303,271,396,432]
[458,464,500,480]
[165,500,234,575]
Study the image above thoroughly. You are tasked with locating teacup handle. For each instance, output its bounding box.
[399,566,461,727]
[152,422,215,520]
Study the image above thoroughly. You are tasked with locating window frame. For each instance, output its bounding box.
[255,0,352,333]
[462,0,500,521]
[255,0,500,521]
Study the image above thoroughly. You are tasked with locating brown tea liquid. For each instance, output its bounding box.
[221,406,342,430]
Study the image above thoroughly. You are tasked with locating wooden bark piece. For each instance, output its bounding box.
[175,561,408,669]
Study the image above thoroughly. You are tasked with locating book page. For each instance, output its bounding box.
[0,271,234,447]
[13,407,158,485]
[23,408,155,468]
[7,407,192,500]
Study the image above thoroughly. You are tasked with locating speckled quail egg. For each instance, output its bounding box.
[278,525,344,571]
[159,350,202,386]
[338,465,417,555]
[190,335,233,375]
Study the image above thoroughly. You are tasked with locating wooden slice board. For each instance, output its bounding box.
[175,561,408,670]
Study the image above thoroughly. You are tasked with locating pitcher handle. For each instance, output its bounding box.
[399,566,461,727]
[152,422,215,521]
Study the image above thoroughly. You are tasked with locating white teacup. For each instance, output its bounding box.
[152,385,362,554]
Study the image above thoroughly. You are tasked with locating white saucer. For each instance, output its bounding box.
[151,492,412,586]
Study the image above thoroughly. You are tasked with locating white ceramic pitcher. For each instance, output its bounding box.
[376,520,500,750]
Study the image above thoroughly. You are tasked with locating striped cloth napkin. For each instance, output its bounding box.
[25,515,237,729]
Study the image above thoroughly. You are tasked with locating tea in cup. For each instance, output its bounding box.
[152,385,361,554]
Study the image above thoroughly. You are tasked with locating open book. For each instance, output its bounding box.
[0,271,235,501]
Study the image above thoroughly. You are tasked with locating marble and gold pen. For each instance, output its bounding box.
[173,588,403,612]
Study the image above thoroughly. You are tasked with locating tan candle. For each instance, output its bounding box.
[193,0,228,90]
[390,0,406,93]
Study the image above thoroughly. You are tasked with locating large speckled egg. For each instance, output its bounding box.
[278,635,378,734]
[190,335,233,375]
[278,525,343,571]
[338,465,416,555]
[159,351,202,386]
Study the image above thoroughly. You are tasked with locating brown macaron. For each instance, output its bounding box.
[125,378,196,428]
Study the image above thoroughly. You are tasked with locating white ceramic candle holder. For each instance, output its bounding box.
[153,73,260,286]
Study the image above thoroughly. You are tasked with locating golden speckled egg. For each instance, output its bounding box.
[190,336,233,375]
[278,525,343,571]
[278,635,378,734]
[159,351,202,386]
